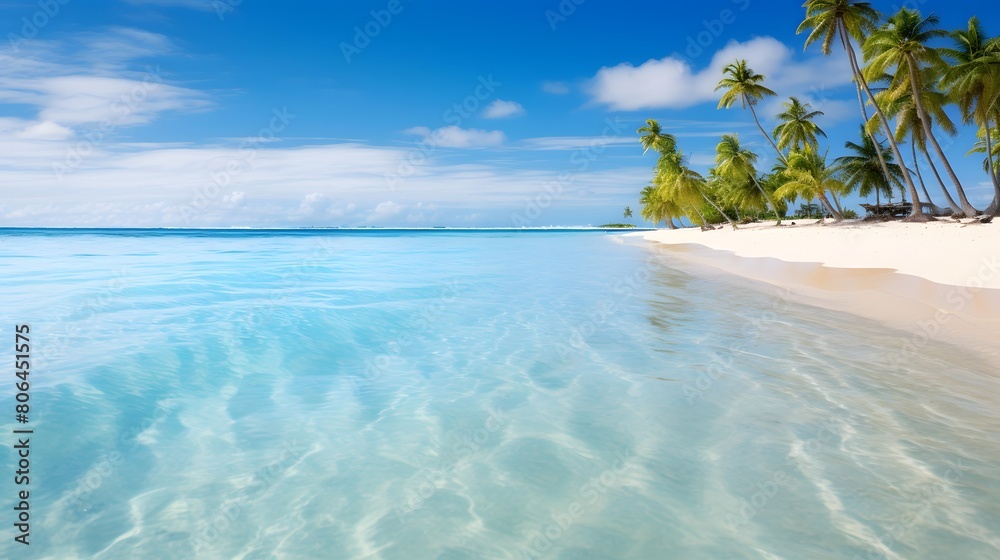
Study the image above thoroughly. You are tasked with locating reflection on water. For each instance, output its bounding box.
[0,231,997,559]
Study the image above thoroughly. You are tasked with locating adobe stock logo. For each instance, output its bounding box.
[340,0,412,63]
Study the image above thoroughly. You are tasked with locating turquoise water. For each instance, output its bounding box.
[1,230,997,559]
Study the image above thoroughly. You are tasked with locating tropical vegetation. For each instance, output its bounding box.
[636,2,1000,227]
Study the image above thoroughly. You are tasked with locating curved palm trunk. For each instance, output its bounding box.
[917,141,961,215]
[698,191,738,229]
[840,27,926,221]
[905,54,978,217]
[751,175,782,225]
[746,99,789,167]
[817,192,844,222]
[983,116,1000,216]
[841,26,898,197]
[830,191,844,214]
[687,205,710,228]
[869,133,896,200]
[913,153,949,217]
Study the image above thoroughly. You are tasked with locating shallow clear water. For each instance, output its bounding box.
[1,230,997,559]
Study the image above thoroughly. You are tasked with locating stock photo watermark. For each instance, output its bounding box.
[52,66,164,181]
[510,116,626,227]
[178,106,295,222]
[393,408,507,521]
[340,0,412,63]
[355,279,463,388]
[36,268,129,370]
[6,0,70,53]
[850,458,967,560]
[190,439,304,552]
[385,74,501,191]
[885,254,998,372]
[674,0,752,63]
[63,406,172,516]
[517,449,632,558]
[724,416,841,530]
[682,285,798,402]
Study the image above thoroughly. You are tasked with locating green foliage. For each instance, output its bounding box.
[773,97,827,152]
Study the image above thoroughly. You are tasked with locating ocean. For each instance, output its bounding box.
[1,229,997,559]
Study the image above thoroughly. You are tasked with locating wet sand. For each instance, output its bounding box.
[628,233,1000,362]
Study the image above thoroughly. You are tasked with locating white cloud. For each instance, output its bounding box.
[403,125,506,148]
[517,136,636,151]
[224,191,246,206]
[587,37,852,111]
[120,0,217,11]
[367,201,404,223]
[12,120,74,140]
[482,99,525,119]
[542,81,570,95]
[0,28,210,131]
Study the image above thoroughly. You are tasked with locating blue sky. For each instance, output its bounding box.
[1,0,995,226]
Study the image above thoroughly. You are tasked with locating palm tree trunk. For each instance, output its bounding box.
[688,205,709,228]
[841,25,898,196]
[982,116,1000,216]
[698,191,739,229]
[747,100,789,167]
[905,54,978,217]
[869,132,896,201]
[841,27,926,221]
[919,142,961,215]
[830,191,844,214]
[751,176,782,225]
[818,192,844,222]
[912,148,945,216]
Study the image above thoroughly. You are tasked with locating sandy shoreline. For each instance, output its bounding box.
[627,220,1000,361]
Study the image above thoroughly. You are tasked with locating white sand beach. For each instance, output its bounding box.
[629,219,1000,359]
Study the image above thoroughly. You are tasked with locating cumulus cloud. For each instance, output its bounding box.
[588,37,851,111]
[403,125,506,148]
[482,99,525,119]
[224,191,246,206]
[12,120,74,140]
[367,201,404,223]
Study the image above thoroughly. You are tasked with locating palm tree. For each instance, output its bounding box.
[773,97,827,152]
[623,206,633,220]
[798,202,822,219]
[674,163,739,230]
[715,134,783,224]
[942,16,1000,215]
[637,119,677,155]
[798,0,927,220]
[716,60,785,164]
[869,75,960,214]
[836,125,904,208]
[639,186,663,227]
[864,8,978,217]
[776,147,846,222]
[969,127,1000,171]
[655,151,739,230]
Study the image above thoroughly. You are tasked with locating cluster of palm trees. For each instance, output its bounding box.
[638,1,1000,228]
